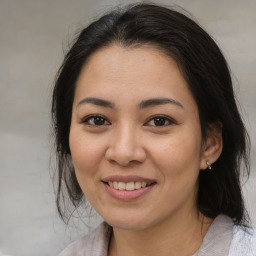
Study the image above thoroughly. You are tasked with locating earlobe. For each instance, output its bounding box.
[200,122,223,170]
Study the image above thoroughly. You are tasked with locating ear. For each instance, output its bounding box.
[200,121,223,170]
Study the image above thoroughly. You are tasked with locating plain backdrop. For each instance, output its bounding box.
[0,0,255,255]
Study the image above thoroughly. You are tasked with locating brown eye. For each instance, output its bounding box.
[153,117,167,126]
[82,115,110,126]
[146,115,174,127]
[92,116,105,125]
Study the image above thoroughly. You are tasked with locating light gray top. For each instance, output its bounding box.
[59,215,256,256]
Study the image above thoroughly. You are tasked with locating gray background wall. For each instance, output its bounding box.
[0,0,255,255]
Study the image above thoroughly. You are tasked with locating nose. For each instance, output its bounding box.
[105,123,146,166]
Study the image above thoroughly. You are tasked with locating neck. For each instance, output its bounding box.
[108,211,213,256]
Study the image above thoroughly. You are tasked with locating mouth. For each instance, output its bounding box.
[102,175,156,200]
[105,181,154,191]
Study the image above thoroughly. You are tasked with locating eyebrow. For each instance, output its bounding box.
[76,97,183,109]
[77,97,115,109]
[139,98,184,109]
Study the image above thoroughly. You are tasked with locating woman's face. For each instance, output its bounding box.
[69,44,206,230]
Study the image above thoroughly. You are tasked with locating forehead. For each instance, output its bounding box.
[74,44,196,110]
[79,44,180,78]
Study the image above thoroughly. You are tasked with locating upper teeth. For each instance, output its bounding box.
[108,181,149,191]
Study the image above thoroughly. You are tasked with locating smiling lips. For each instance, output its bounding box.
[103,176,156,201]
[108,181,149,191]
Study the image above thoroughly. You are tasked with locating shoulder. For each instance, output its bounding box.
[58,222,112,256]
[229,225,256,256]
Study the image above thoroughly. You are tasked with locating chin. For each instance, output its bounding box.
[101,210,157,231]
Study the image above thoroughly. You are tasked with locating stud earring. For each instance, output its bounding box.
[206,161,212,170]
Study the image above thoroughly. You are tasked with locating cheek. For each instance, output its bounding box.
[69,128,106,184]
[148,130,202,180]
[69,133,108,208]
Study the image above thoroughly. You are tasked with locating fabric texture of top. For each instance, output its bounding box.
[59,215,256,256]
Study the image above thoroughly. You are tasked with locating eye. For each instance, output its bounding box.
[146,115,174,127]
[81,115,110,126]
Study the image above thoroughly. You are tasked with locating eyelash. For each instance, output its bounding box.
[145,115,175,127]
[81,115,110,126]
[81,115,175,127]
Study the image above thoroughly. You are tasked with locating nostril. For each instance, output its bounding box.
[105,144,146,166]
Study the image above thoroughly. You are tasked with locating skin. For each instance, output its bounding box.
[69,44,223,256]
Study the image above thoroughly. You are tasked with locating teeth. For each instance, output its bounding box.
[118,182,126,190]
[126,182,135,191]
[108,181,151,191]
[135,181,141,189]
[113,181,118,189]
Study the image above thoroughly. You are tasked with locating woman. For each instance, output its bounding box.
[52,3,255,256]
